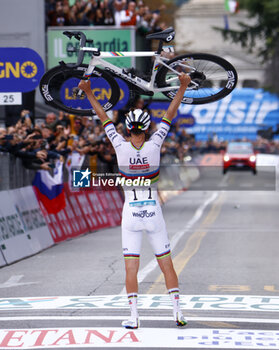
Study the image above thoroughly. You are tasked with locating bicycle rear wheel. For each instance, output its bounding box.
[40,64,120,116]
[156,53,237,105]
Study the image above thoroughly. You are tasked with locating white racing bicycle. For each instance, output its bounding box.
[40,27,238,116]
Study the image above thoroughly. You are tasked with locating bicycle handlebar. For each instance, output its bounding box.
[61,31,87,68]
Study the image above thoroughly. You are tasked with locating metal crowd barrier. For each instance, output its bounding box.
[0,153,196,193]
[0,153,35,191]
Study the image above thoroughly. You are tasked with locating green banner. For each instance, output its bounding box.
[47,28,134,69]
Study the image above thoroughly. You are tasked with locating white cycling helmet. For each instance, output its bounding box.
[125,109,151,131]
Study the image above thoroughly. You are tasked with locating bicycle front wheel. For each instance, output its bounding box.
[156,53,237,105]
[40,64,120,116]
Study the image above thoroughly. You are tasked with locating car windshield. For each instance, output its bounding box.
[227,143,253,154]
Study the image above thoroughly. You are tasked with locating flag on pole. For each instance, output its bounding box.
[225,0,239,13]
[32,160,66,214]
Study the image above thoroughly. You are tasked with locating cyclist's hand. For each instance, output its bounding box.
[36,150,47,160]
[78,80,91,94]
[40,162,51,171]
[179,73,191,88]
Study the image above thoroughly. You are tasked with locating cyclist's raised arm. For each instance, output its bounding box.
[78,80,108,124]
[164,73,191,122]
[78,80,125,150]
[149,73,191,148]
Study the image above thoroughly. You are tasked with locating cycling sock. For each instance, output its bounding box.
[168,288,187,325]
[127,293,139,319]
[168,288,181,315]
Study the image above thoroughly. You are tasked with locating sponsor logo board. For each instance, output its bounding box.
[0,328,278,349]
[0,48,44,93]
[1,295,279,312]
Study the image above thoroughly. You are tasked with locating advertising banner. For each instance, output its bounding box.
[15,187,54,251]
[60,77,129,111]
[0,327,279,349]
[0,48,44,92]
[150,88,279,141]
[47,27,135,69]
[0,253,5,267]
[85,190,110,229]
[64,184,90,235]
[0,190,34,264]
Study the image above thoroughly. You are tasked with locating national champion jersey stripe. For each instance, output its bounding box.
[130,141,145,150]
[156,249,171,259]
[161,117,172,127]
[124,254,140,259]
[110,52,124,57]
[103,119,113,128]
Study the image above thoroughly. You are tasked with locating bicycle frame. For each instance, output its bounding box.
[79,47,192,93]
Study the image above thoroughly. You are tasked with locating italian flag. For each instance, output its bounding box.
[225,0,239,13]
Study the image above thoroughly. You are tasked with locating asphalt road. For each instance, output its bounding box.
[0,169,279,349]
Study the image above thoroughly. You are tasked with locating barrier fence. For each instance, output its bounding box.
[0,153,124,267]
[0,153,196,267]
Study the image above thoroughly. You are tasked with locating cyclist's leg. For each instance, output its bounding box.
[124,257,140,294]
[145,206,187,326]
[156,254,178,290]
[121,222,142,329]
[122,257,140,329]
[157,255,187,326]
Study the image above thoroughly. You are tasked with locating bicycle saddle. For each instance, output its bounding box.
[146,27,175,43]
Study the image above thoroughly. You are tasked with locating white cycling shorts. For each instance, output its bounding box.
[121,201,171,260]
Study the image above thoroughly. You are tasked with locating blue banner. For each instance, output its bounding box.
[149,89,279,141]
[0,48,45,93]
[60,77,129,110]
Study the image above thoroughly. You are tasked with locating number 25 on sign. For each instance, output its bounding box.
[0,92,22,105]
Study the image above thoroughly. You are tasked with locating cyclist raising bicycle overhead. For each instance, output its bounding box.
[78,72,191,329]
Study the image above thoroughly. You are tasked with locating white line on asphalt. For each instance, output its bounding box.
[120,192,218,294]
[0,275,37,289]
[0,315,278,324]
[219,172,229,187]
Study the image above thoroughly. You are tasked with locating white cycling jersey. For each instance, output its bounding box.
[103,117,172,259]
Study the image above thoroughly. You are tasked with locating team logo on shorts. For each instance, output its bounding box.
[132,210,155,218]
[72,168,91,188]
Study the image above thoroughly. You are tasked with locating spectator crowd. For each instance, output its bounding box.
[46,0,168,34]
[1,107,279,174]
[1,1,278,180]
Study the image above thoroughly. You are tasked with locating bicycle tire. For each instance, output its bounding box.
[40,64,120,116]
[156,53,238,105]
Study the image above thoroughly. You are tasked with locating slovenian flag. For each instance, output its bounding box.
[225,0,239,13]
[32,161,66,214]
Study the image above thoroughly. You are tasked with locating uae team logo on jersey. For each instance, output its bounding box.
[129,157,150,170]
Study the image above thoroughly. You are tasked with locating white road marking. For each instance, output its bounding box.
[0,327,278,349]
[219,172,229,187]
[119,192,219,294]
[1,295,279,311]
[0,315,279,324]
[0,275,37,289]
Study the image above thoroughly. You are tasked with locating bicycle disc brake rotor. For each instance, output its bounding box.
[189,71,206,89]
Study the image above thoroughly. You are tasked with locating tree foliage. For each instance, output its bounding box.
[217,0,279,93]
